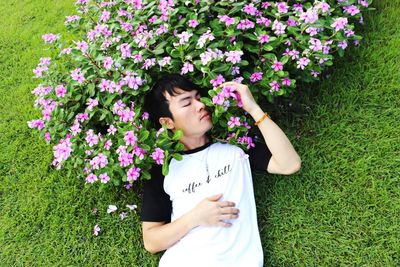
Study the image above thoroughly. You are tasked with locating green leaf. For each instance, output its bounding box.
[172,129,183,140]
[200,97,213,107]
[141,170,151,180]
[212,64,229,73]
[139,130,150,142]
[162,162,169,176]
[87,83,95,97]
[172,153,183,161]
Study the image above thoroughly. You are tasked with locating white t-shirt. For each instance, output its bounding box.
[159,142,263,267]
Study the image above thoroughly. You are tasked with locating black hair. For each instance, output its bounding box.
[144,73,205,128]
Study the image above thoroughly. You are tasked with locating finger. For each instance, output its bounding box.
[220,82,237,88]
[219,214,239,221]
[219,201,236,208]
[220,207,239,215]
[217,221,232,228]
[207,193,223,201]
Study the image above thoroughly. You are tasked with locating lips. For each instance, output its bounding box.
[200,113,210,120]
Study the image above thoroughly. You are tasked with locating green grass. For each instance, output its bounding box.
[1,0,399,266]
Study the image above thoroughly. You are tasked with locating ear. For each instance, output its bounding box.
[159,117,175,130]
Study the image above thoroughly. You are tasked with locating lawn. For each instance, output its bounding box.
[1,0,399,266]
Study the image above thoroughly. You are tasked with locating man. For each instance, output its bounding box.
[141,74,301,267]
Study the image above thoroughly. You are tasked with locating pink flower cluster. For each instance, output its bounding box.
[42,33,58,43]
[151,147,164,165]
[212,85,243,108]
[33,57,51,78]
[53,137,73,169]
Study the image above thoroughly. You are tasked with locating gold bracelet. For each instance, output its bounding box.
[254,113,270,126]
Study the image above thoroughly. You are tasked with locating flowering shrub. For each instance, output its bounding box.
[29,0,372,187]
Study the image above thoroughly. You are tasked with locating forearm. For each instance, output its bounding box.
[143,212,195,254]
[249,105,301,173]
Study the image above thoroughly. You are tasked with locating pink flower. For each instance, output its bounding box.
[104,139,112,150]
[151,147,164,165]
[142,112,149,120]
[86,98,98,111]
[119,43,131,59]
[142,58,156,70]
[132,53,143,63]
[243,3,257,15]
[272,20,286,35]
[99,173,110,183]
[227,117,241,128]
[45,132,51,142]
[299,9,319,24]
[272,61,283,71]
[61,48,72,55]
[282,77,291,86]
[124,131,137,146]
[331,17,348,32]
[262,2,271,9]
[296,57,310,70]
[218,15,235,27]
[311,70,320,77]
[210,74,225,87]
[118,152,133,167]
[309,38,322,52]
[270,81,280,91]
[107,125,117,135]
[250,72,263,83]
[103,56,113,70]
[93,224,100,236]
[90,153,108,169]
[100,10,110,22]
[70,68,85,84]
[237,19,255,30]
[55,85,67,97]
[197,30,215,48]
[176,31,192,45]
[75,41,88,53]
[258,34,270,44]
[127,167,141,182]
[276,2,288,13]
[86,173,98,183]
[85,129,99,147]
[256,17,271,27]
[212,93,225,105]
[343,5,360,16]
[52,138,72,167]
[124,73,144,89]
[338,41,348,50]
[306,27,319,36]
[42,33,58,43]
[345,29,355,37]
[119,108,135,123]
[28,119,45,130]
[316,2,330,13]
[188,19,199,28]
[225,50,243,64]
[181,62,194,75]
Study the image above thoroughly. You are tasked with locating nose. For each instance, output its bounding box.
[195,98,206,112]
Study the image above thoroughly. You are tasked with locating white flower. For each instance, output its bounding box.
[126,204,138,211]
[107,204,117,214]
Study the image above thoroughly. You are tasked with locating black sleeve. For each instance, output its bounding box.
[140,165,172,222]
[248,138,272,172]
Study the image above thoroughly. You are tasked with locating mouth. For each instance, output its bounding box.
[200,113,210,121]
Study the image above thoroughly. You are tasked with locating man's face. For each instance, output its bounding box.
[162,88,212,138]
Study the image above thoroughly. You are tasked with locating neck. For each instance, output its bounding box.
[180,135,209,150]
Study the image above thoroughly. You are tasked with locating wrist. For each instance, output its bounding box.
[184,210,199,230]
[249,105,264,121]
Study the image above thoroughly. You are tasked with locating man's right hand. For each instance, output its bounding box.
[188,193,240,228]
